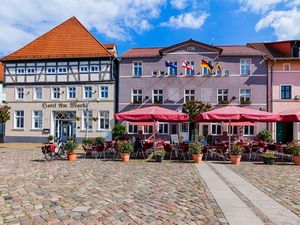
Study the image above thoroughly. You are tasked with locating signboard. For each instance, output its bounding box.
[171,134,179,144]
[42,102,88,109]
[42,129,50,134]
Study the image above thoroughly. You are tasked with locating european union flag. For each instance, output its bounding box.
[165,61,177,69]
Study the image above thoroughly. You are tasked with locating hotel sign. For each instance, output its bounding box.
[42,102,88,109]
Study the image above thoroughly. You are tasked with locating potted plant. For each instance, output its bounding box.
[82,138,94,147]
[48,135,54,143]
[240,100,251,105]
[76,116,81,121]
[257,129,273,143]
[92,117,98,122]
[153,148,166,162]
[260,152,277,165]
[117,141,134,162]
[64,138,78,161]
[218,99,229,105]
[112,124,127,141]
[95,136,105,145]
[230,144,244,165]
[286,142,300,165]
[189,142,204,163]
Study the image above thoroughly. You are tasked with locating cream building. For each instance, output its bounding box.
[0,17,118,142]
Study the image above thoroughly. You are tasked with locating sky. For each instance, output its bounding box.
[0,0,300,56]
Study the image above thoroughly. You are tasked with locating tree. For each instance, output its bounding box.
[0,105,10,123]
[112,124,127,140]
[183,100,211,141]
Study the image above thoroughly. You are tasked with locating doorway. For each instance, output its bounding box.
[53,111,76,142]
[276,122,293,144]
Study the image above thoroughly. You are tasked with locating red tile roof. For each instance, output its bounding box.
[1,17,112,61]
[121,47,163,58]
[0,63,4,82]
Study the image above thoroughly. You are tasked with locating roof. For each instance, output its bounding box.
[248,43,287,59]
[0,63,4,82]
[1,17,112,61]
[121,44,265,58]
[218,45,265,56]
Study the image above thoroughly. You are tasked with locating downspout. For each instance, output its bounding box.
[270,58,276,139]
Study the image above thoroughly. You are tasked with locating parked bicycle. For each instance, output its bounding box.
[41,139,66,161]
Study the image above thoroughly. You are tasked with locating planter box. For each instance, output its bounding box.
[263,158,275,165]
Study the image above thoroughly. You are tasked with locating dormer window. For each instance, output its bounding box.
[26,67,35,74]
[58,67,67,74]
[17,68,25,74]
[80,66,89,73]
[47,67,56,74]
[90,65,99,72]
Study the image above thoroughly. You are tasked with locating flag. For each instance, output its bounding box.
[165,61,177,69]
[217,63,222,70]
[181,61,193,70]
[200,60,213,73]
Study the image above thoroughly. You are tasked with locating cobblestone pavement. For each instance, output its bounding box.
[227,162,300,217]
[0,148,228,225]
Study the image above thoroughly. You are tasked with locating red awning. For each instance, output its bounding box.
[279,108,300,122]
[129,122,154,126]
[223,122,257,126]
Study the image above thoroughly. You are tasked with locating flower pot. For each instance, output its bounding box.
[293,156,300,165]
[263,158,275,165]
[155,156,164,162]
[192,154,203,164]
[67,153,77,161]
[121,153,130,162]
[230,155,241,165]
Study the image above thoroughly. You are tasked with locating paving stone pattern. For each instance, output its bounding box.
[228,162,300,217]
[0,148,227,224]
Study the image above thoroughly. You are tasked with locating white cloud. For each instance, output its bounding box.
[160,12,209,29]
[0,0,166,55]
[255,8,300,40]
[239,0,287,13]
[170,0,188,9]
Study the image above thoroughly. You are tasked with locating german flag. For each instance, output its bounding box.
[200,60,213,73]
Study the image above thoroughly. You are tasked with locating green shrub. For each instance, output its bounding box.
[153,149,166,157]
[189,142,203,154]
[117,141,134,153]
[64,138,78,153]
[112,124,127,140]
[231,144,244,156]
[95,136,105,144]
[82,138,94,146]
[286,142,300,156]
[257,129,273,143]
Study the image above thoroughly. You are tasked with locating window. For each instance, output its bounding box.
[244,126,254,136]
[143,125,153,134]
[16,87,24,100]
[133,62,143,76]
[240,89,251,103]
[202,61,212,75]
[99,111,109,130]
[168,62,178,76]
[215,69,222,76]
[100,86,108,99]
[281,85,292,99]
[184,89,195,102]
[52,87,61,99]
[17,68,25,74]
[128,124,138,134]
[82,111,93,130]
[217,89,228,103]
[90,65,99,72]
[14,110,24,129]
[283,63,290,71]
[58,67,67,74]
[47,67,56,74]
[229,126,238,135]
[68,86,76,99]
[158,123,169,134]
[80,66,89,73]
[181,123,189,132]
[152,70,158,76]
[159,71,165,76]
[211,123,221,135]
[132,89,143,103]
[240,59,251,75]
[202,125,209,136]
[32,110,43,129]
[186,61,195,75]
[153,89,163,103]
[26,67,35,74]
[84,86,93,99]
[34,87,43,100]
[224,69,230,76]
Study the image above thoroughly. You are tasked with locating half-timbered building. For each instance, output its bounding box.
[0,17,118,142]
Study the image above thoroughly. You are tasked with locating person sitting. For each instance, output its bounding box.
[134,137,143,151]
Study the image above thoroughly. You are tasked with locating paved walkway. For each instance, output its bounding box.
[196,162,300,225]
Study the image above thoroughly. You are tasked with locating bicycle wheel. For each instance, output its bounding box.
[45,152,54,161]
[58,148,67,160]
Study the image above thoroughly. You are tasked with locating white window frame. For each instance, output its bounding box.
[211,123,222,135]
[152,70,158,76]
[80,65,89,73]
[68,86,76,99]
[127,123,138,134]
[99,85,109,99]
[143,125,153,134]
[132,61,143,77]
[83,86,93,99]
[239,88,251,103]
[14,110,24,129]
[98,111,110,130]
[158,123,169,134]
[181,123,189,133]
[283,63,290,71]
[185,61,195,75]
[240,58,251,76]
[153,89,163,103]
[46,67,56,74]
[280,84,292,100]
[82,110,93,130]
[132,89,143,103]
[15,87,25,100]
[32,110,43,129]
[16,67,25,74]
[159,70,165,77]
[26,67,35,74]
[223,69,230,76]
[52,86,61,100]
[90,65,99,72]
[244,126,254,136]
[184,89,195,103]
[57,67,68,74]
[217,89,228,103]
[33,87,43,100]
[168,61,178,76]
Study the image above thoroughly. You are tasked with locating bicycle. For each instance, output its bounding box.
[41,139,66,161]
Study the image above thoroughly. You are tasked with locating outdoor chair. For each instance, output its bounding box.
[169,144,186,160]
[82,145,93,158]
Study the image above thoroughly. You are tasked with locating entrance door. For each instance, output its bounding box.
[276,122,293,143]
[180,123,189,142]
